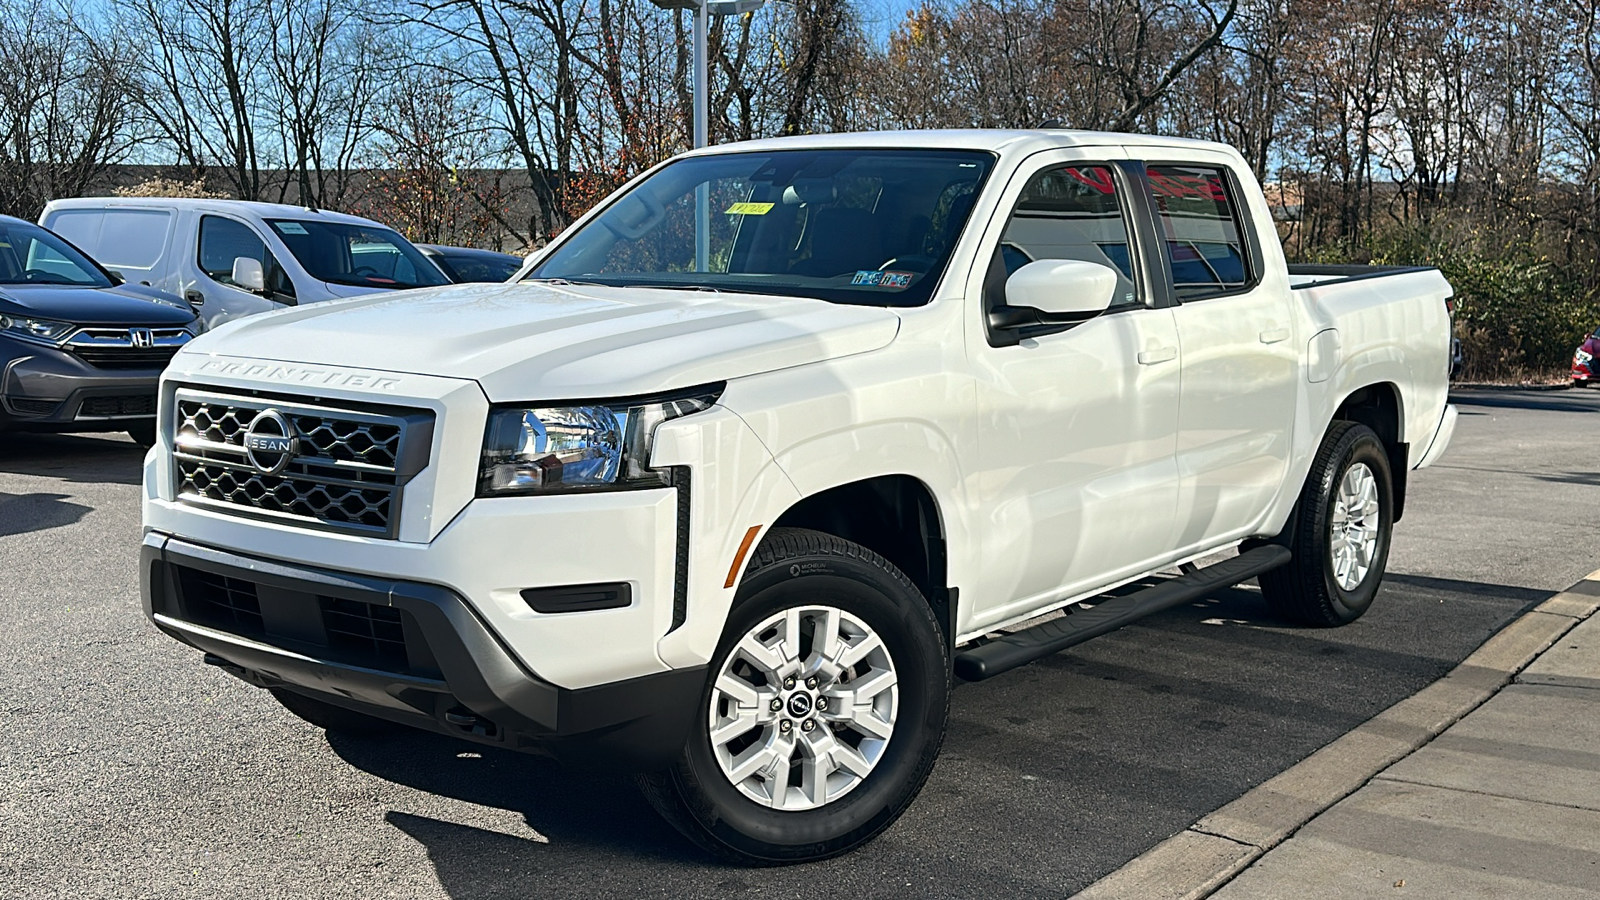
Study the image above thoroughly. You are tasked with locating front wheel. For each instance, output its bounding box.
[1258,421,1394,627]
[638,527,950,865]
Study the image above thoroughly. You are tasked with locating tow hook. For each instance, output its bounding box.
[444,708,499,739]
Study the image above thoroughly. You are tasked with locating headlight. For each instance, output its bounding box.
[1577,349,1593,364]
[478,385,722,495]
[0,314,75,346]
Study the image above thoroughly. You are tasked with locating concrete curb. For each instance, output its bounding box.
[1070,568,1600,900]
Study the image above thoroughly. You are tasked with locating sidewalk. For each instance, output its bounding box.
[1077,570,1600,900]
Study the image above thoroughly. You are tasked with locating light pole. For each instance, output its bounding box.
[649,0,766,271]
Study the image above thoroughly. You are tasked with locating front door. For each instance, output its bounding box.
[967,156,1182,631]
[185,214,297,328]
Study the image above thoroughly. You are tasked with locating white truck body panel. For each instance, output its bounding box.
[140,129,1458,697]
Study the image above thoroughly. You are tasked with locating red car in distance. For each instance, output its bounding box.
[1574,325,1600,386]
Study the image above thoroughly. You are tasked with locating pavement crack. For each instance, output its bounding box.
[1373,774,1600,814]
[1186,825,1263,850]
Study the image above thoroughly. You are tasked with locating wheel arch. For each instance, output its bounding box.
[766,474,955,649]
[1330,381,1408,520]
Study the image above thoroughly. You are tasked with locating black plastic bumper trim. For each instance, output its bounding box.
[141,532,707,770]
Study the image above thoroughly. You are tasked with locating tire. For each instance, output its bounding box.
[638,527,950,865]
[125,421,157,447]
[269,687,404,737]
[1258,421,1393,627]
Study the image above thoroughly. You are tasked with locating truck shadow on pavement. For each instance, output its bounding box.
[322,570,1550,898]
[0,432,144,485]
[0,491,93,536]
[327,732,700,882]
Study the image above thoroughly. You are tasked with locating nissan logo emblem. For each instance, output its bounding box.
[243,409,299,475]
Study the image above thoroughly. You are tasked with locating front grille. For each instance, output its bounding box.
[175,567,265,636]
[321,597,409,670]
[66,327,191,371]
[6,397,60,417]
[172,388,431,538]
[70,346,183,370]
[78,394,158,418]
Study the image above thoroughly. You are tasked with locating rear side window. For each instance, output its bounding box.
[999,164,1139,308]
[47,208,172,270]
[1146,165,1253,299]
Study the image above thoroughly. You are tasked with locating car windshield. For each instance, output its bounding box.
[265,219,450,290]
[530,148,997,307]
[438,251,522,283]
[0,220,112,287]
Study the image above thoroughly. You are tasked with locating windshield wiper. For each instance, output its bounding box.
[523,277,607,287]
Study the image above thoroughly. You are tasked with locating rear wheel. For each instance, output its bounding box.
[638,527,950,865]
[269,687,403,737]
[1259,421,1393,627]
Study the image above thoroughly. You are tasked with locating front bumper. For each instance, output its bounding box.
[1,341,159,430]
[141,532,707,770]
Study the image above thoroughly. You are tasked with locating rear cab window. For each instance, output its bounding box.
[1145,165,1255,299]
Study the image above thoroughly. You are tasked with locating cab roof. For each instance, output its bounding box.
[682,128,1238,159]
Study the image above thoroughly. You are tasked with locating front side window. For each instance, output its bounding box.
[0,220,112,287]
[999,164,1139,308]
[266,220,449,290]
[198,216,295,302]
[1146,165,1253,298]
[531,148,997,308]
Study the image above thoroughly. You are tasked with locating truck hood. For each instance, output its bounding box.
[184,281,901,399]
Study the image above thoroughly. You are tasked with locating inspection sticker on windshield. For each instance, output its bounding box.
[852,270,913,288]
[273,221,309,235]
[725,202,774,216]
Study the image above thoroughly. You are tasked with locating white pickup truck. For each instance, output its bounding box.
[138,129,1457,864]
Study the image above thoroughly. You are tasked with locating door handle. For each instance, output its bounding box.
[1138,345,1177,365]
[1259,327,1290,344]
[184,290,205,306]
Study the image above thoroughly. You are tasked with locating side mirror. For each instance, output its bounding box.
[232,257,266,293]
[1005,259,1119,316]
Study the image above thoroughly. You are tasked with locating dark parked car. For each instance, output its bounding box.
[1574,326,1599,387]
[417,243,524,283]
[0,215,199,445]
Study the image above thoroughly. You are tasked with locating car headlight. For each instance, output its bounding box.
[478,385,723,495]
[1577,349,1593,364]
[0,313,75,346]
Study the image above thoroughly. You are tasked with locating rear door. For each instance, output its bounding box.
[1132,151,1297,549]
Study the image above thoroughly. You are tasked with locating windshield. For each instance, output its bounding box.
[436,250,522,283]
[0,220,112,287]
[265,219,450,290]
[530,148,997,307]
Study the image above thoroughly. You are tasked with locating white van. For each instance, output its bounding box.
[39,198,451,328]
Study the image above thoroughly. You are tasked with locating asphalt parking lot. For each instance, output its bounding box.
[3,387,1597,899]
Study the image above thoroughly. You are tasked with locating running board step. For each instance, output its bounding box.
[953,545,1291,682]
